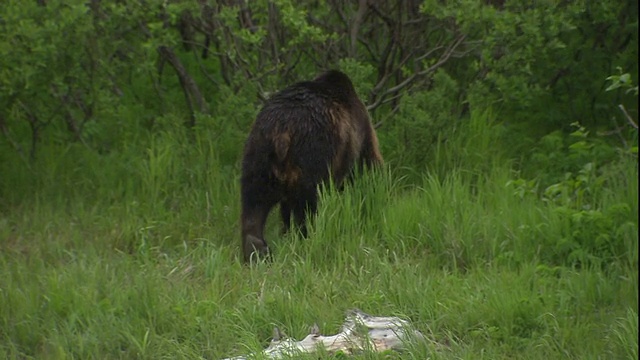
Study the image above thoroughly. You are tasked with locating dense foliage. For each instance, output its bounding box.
[0,1,637,358]
[1,1,636,164]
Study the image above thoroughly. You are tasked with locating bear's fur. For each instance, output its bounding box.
[240,70,383,262]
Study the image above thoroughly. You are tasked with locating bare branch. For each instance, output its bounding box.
[602,116,630,149]
[350,0,368,58]
[328,0,349,28]
[618,104,638,129]
[367,33,467,112]
[157,45,210,128]
[50,85,90,147]
[17,101,42,161]
[0,114,29,165]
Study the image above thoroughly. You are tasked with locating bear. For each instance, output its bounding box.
[240,70,383,263]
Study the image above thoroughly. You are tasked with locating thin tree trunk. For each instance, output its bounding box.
[157,45,210,128]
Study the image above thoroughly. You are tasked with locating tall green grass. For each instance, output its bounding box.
[0,110,637,359]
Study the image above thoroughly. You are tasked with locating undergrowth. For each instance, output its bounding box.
[0,111,637,359]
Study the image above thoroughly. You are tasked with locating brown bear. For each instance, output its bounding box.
[240,70,383,263]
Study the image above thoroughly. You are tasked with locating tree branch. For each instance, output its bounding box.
[367,33,467,112]
[157,45,210,128]
[0,114,29,165]
[350,0,368,58]
[618,104,638,129]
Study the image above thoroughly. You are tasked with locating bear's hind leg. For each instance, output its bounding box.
[291,186,318,238]
[280,200,293,235]
[241,203,273,263]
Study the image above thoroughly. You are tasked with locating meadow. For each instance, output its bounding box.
[1,110,637,359]
[1,0,638,358]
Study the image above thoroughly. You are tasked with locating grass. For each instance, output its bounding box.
[0,114,637,359]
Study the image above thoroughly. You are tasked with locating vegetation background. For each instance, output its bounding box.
[0,0,637,358]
